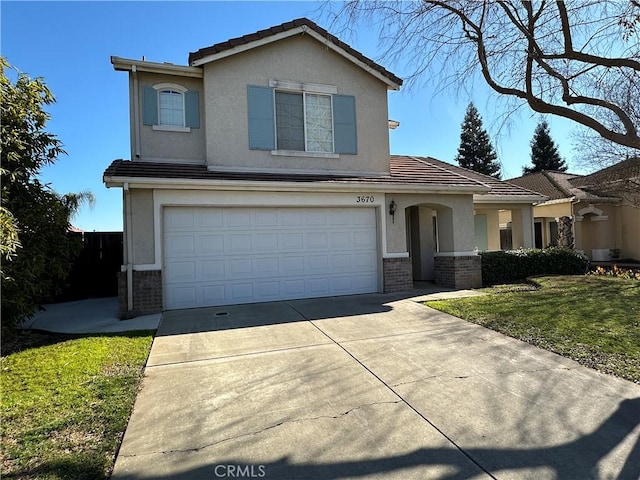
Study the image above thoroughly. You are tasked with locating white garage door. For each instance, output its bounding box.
[163,206,379,309]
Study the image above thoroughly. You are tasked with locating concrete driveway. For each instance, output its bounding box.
[112,293,640,480]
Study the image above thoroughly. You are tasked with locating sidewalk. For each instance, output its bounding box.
[21,297,161,334]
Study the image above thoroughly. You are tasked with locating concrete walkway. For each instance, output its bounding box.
[22,297,161,334]
[112,293,640,480]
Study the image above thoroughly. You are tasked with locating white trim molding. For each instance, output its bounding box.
[434,251,479,257]
[383,252,410,259]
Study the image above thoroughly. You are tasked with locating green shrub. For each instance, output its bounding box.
[480,248,589,284]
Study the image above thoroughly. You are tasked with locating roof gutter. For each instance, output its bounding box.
[103,175,491,195]
[474,194,548,204]
[111,56,203,78]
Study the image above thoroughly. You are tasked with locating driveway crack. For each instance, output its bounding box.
[391,366,574,387]
[120,400,402,457]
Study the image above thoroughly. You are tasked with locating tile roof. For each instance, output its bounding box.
[508,170,619,202]
[411,156,545,199]
[570,157,640,189]
[188,18,403,87]
[508,171,578,200]
[103,156,541,200]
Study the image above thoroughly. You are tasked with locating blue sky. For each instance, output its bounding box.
[2,1,580,232]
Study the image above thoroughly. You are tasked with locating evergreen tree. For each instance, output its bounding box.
[524,119,568,174]
[1,58,93,342]
[455,103,501,179]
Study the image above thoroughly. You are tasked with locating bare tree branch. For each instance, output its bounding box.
[323,0,640,156]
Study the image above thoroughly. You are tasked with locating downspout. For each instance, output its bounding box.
[124,182,134,313]
[132,65,141,158]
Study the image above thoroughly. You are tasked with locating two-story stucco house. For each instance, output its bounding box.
[104,18,543,317]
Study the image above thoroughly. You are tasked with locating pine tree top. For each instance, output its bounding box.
[524,119,568,174]
[455,103,501,179]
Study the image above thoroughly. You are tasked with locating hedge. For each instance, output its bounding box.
[480,248,589,285]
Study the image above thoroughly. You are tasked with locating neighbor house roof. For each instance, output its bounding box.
[569,157,640,189]
[103,156,541,201]
[188,18,403,89]
[507,170,621,203]
[414,156,545,201]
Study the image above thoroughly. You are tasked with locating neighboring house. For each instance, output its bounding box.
[103,18,542,316]
[506,157,640,261]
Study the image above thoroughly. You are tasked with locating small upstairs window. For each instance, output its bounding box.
[142,83,200,130]
[159,90,184,126]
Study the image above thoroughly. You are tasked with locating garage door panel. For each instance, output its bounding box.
[165,209,195,229]
[169,285,197,307]
[166,261,196,281]
[353,230,376,248]
[255,233,278,250]
[305,210,328,226]
[227,210,251,227]
[306,232,328,249]
[281,256,305,274]
[166,235,196,255]
[202,284,226,304]
[255,210,278,226]
[164,207,378,309]
[282,233,304,250]
[198,210,223,228]
[201,260,225,278]
[254,257,279,276]
[200,235,224,252]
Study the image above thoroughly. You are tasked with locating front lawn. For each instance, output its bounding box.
[1,332,154,479]
[426,275,640,383]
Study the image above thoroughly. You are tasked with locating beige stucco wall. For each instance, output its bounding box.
[132,72,206,163]
[575,201,637,260]
[202,34,392,174]
[385,194,476,254]
[619,205,640,260]
[129,189,155,264]
[474,209,500,250]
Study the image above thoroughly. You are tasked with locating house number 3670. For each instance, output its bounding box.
[356,195,375,203]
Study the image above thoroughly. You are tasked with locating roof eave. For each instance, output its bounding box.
[111,56,203,78]
[189,25,402,90]
[474,194,547,204]
[103,174,489,194]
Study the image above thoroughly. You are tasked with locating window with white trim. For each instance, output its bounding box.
[158,90,184,126]
[142,83,200,130]
[275,91,333,153]
[247,82,357,155]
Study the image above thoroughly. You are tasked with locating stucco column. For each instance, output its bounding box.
[573,216,583,252]
[511,205,535,248]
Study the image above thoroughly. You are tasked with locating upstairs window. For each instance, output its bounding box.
[159,90,184,126]
[247,82,357,155]
[275,91,333,153]
[142,83,200,130]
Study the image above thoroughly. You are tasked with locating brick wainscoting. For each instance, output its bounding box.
[383,257,413,292]
[117,270,163,318]
[434,255,482,289]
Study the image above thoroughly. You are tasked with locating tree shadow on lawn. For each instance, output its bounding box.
[1,329,154,356]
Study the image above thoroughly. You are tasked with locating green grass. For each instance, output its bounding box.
[1,332,154,479]
[426,275,640,383]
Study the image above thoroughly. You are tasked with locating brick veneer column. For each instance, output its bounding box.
[383,257,413,292]
[434,255,482,289]
[118,270,163,318]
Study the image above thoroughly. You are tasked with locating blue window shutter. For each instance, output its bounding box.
[142,85,158,125]
[247,85,275,150]
[333,95,357,154]
[185,90,200,128]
